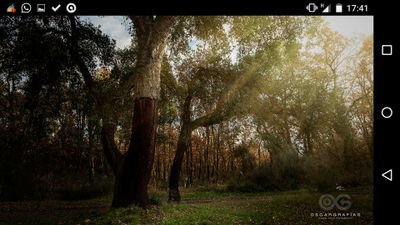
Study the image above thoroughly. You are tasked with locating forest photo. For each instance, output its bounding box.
[0,16,373,225]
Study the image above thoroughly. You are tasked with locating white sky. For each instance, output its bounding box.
[83,16,373,50]
[81,16,132,49]
[324,16,373,37]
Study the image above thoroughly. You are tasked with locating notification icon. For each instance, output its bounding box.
[21,3,32,13]
[7,4,17,13]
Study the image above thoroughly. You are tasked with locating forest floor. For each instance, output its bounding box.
[0,187,373,225]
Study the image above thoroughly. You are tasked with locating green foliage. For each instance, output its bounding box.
[311,164,337,192]
[168,16,229,59]
[96,207,141,225]
[231,17,309,58]
[250,22,373,194]
[227,156,305,193]
[232,144,256,175]
[148,194,163,206]
[0,16,116,200]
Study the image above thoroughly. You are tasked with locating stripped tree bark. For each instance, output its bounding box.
[69,16,176,207]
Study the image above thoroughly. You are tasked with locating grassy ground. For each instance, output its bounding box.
[0,187,373,225]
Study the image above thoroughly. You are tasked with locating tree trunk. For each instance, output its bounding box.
[214,125,219,183]
[112,98,158,207]
[258,142,262,168]
[101,122,122,175]
[189,140,193,185]
[156,143,161,185]
[198,147,202,180]
[205,127,210,182]
[163,141,167,182]
[105,16,175,208]
[185,141,190,187]
[168,95,192,202]
[88,119,95,183]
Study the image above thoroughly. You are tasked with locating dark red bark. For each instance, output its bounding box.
[112,97,158,207]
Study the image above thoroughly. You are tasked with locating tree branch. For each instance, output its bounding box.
[68,16,100,105]
[153,16,176,45]
[101,122,123,175]
[190,108,227,129]
[190,68,255,129]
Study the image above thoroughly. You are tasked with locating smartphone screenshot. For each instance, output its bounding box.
[0,0,397,224]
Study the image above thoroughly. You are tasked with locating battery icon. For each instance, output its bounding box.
[336,3,343,13]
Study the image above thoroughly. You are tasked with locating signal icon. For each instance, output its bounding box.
[322,4,331,13]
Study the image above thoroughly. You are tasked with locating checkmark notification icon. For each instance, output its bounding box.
[52,4,61,12]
